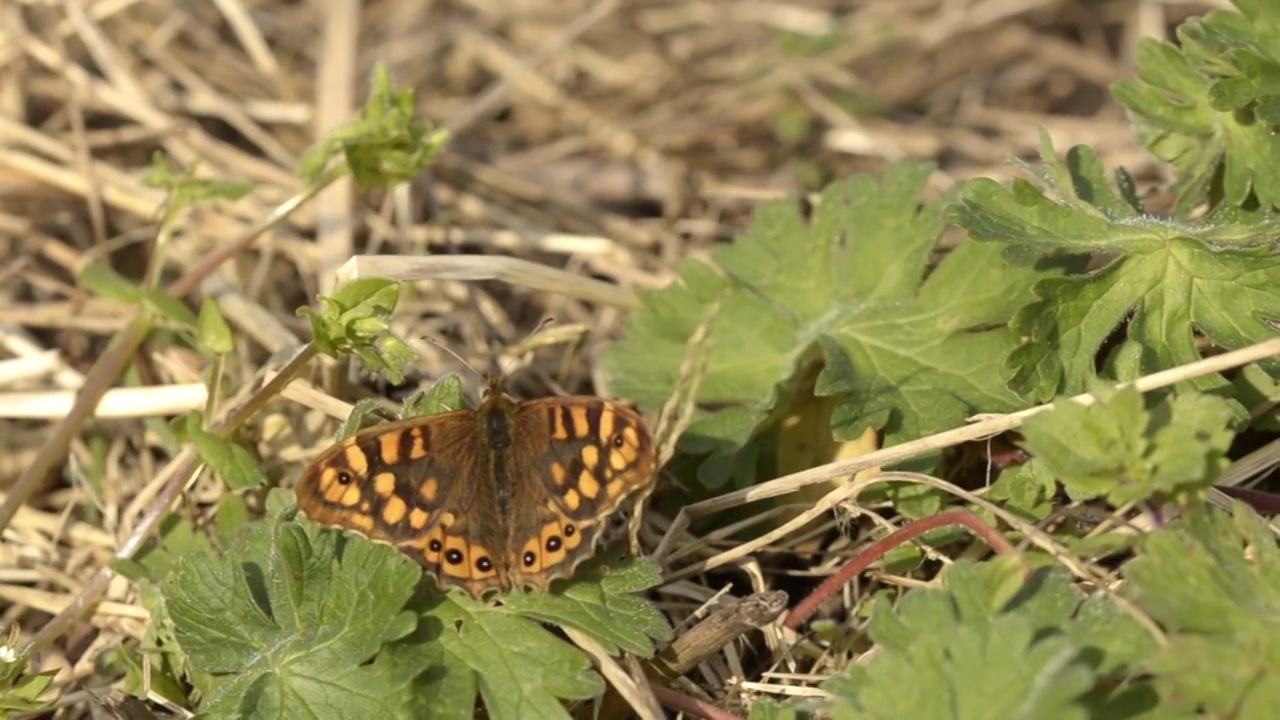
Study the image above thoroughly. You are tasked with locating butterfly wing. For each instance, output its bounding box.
[505,396,656,591]
[293,410,511,597]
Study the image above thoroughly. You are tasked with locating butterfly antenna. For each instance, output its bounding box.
[422,334,488,384]
[498,316,558,379]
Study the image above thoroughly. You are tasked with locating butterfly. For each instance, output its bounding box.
[294,375,656,598]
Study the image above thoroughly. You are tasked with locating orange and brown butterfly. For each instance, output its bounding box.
[293,374,656,599]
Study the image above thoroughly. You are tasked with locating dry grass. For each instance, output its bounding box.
[0,0,1240,717]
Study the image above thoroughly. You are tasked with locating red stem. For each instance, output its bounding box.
[651,684,743,720]
[783,509,1018,630]
[1213,485,1280,515]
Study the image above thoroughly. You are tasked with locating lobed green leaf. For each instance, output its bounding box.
[825,560,1159,720]
[1020,386,1238,505]
[164,496,423,718]
[604,162,1044,487]
[956,133,1280,401]
[1113,1,1280,212]
[1124,503,1280,716]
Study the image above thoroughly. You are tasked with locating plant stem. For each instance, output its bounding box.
[0,315,154,531]
[782,509,1019,630]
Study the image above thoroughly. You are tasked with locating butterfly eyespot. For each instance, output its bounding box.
[564,524,576,537]
[523,551,537,567]
[429,539,443,552]
[445,549,464,565]
[546,536,562,552]
[476,557,492,572]
[611,434,625,448]
[337,470,353,485]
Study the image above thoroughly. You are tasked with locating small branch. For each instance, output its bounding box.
[657,337,1280,548]
[783,509,1018,630]
[651,591,788,680]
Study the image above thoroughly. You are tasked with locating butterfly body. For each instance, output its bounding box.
[294,379,656,598]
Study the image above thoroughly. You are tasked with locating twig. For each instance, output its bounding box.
[651,591,789,680]
[337,254,639,309]
[0,383,206,419]
[0,316,154,532]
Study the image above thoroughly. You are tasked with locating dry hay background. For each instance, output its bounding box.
[0,0,1232,716]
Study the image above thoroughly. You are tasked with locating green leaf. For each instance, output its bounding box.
[748,698,803,720]
[333,376,467,442]
[603,163,1043,487]
[1112,2,1280,212]
[299,278,415,384]
[127,513,217,584]
[955,132,1280,400]
[386,554,666,719]
[213,493,252,548]
[372,615,476,720]
[143,152,255,215]
[829,607,1093,720]
[1124,502,1280,716]
[1020,386,1237,505]
[0,640,58,715]
[401,374,467,418]
[1019,385,1147,502]
[104,646,189,708]
[424,598,604,720]
[140,289,199,330]
[299,63,450,188]
[78,261,142,304]
[0,668,57,714]
[115,582,191,706]
[197,298,235,355]
[1063,594,1161,679]
[885,483,945,520]
[945,556,1028,621]
[985,459,1056,520]
[177,413,268,490]
[287,497,667,718]
[826,560,1159,720]
[164,496,422,718]
[501,554,670,656]
[1233,363,1280,431]
[337,398,395,440]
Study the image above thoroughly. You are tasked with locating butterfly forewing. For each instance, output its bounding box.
[293,411,505,589]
